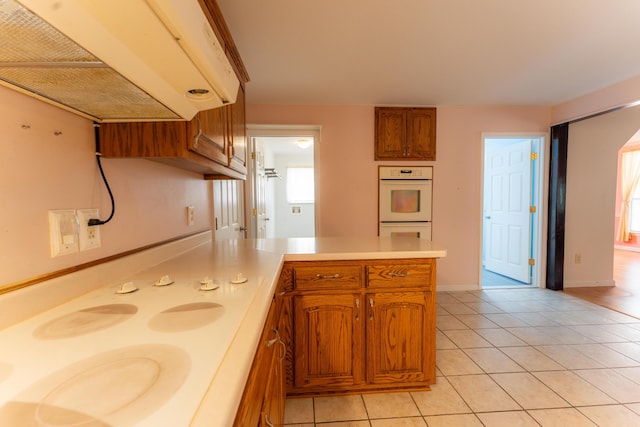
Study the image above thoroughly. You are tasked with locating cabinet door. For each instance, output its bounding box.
[189,106,230,166]
[261,308,286,427]
[228,84,247,174]
[293,294,364,390]
[406,108,436,160]
[375,108,406,160]
[366,292,434,385]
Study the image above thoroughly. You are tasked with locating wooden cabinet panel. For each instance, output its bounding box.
[407,108,436,160]
[190,105,228,166]
[375,108,406,158]
[293,263,362,290]
[375,107,436,161]
[293,293,364,389]
[366,291,434,384]
[233,297,285,427]
[367,259,435,289]
[228,84,247,173]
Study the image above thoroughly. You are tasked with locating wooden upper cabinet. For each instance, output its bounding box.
[100,85,247,179]
[375,107,436,161]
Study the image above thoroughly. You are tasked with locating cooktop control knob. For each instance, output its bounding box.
[116,281,138,294]
[231,273,247,284]
[154,275,173,286]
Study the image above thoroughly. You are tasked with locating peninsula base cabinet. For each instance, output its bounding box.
[233,258,437,425]
[288,258,436,396]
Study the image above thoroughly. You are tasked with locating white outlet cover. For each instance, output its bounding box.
[187,205,195,226]
[48,210,79,257]
[78,208,101,251]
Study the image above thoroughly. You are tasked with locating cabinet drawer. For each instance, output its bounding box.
[293,265,361,290]
[366,261,434,289]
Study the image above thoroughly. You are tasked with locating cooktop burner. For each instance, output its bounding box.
[148,302,225,333]
[0,344,190,426]
[33,304,138,340]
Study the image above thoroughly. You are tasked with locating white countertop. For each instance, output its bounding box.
[0,236,446,427]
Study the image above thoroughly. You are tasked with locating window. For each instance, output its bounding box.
[618,149,640,240]
[287,167,314,203]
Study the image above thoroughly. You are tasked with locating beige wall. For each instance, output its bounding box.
[247,104,551,288]
[0,86,212,287]
[5,67,640,290]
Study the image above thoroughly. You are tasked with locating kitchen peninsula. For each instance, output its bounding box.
[0,234,446,427]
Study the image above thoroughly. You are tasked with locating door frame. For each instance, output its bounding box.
[480,132,549,289]
[245,124,321,239]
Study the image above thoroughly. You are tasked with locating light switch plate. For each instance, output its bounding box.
[78,208,101,251]
[48,209,79,257]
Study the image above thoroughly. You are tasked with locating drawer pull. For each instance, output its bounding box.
[315,273,341,279]
[388,271,410,278]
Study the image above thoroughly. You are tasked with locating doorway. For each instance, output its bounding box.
[481,134,545,288]
[246,125,320,239]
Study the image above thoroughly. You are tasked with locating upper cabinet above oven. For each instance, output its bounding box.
[374,107,436,161]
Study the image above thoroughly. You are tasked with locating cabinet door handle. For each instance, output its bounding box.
[265,414,274,427]
[369,297,374,320]
[316,273,340,279]
[193,115,202,148]
[388,271,410,278]
[355,298,360,321]
[266,328,279,347]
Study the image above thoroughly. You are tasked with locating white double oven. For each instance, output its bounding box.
[378,166,432,239]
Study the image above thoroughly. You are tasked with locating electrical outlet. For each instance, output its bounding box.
[77,208,101,251]
[187,206,195,226]
[48,210,79,257]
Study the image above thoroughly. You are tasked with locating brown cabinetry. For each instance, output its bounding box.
[375,107,436,161]
[286,258,436,396]
[100,85,247,179]
[233,291,286,427]
[99,0,249,180]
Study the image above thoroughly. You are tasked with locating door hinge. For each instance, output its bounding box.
[251,151,256,160]
[252,208,257,216]
[529,206,537,213]
[530,152,538,160]
[528,258,535,266]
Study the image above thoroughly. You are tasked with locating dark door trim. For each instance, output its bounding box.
[546,123,569,290]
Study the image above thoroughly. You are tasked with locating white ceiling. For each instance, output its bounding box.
[217,0,640,107]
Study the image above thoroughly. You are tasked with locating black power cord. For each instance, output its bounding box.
[88,123,115,226]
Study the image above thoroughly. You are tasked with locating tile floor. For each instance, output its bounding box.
[283,287,640,426]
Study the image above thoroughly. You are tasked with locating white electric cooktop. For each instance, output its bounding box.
[0,270,263,427]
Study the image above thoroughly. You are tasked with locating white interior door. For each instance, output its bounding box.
[484,139,532,283]
[213,180,245,240]
[253,143,269,238]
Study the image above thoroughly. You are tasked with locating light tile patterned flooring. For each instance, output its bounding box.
[284,287,640,426]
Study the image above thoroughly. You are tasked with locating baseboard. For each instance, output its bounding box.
[563,280,616,288]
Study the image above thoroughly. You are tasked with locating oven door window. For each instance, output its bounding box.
[391,189,421,213]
